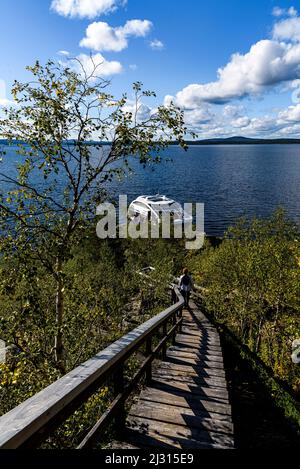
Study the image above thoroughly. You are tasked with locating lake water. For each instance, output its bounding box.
[109,144,300,236]
[1,143,300,236]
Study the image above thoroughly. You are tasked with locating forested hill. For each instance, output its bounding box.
[181,136,300,145]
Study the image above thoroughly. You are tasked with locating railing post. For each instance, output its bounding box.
[172,313,177,345]
[0,287,190,449]
[146,337,152,384]
[171,288,177,305]
[179,308,183,333]
[114,364,125,434]
[162,321,167,360]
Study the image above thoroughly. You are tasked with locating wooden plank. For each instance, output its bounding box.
[139,392,231,416]
[125,428,229,449]
[159,361,226,379]
[165,356,224,371]
[126,416,234,449]
[180,318,211,326]
[166,351,224,369]
[151,377,229,402]
[176,334,221,346]
[108,441,140,449]
[180,328,204,337]
[139,388,232,416]
[174,338,222,352]
[174,343,223,355]
[114,302,234,450]
[168,347,224,363]
[129,400,233,431]
[154,362,227,381]
[152,370,228,389]
[181,328,202,333]
[169,343,224,357]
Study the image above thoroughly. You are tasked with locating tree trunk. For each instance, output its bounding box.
[54,256,66,374]
[255,318,264,353]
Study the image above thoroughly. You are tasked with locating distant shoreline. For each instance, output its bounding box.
[175,136,300,145]
[1,136,300,146]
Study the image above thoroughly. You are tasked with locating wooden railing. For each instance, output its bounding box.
[0,287,184,449]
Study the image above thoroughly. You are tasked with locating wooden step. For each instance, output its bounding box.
[126,417,234,449]
[168,346,224,363]
[137,387,232,418]
[114,304,234,449]
[166,351,225,369]
[151,377,229,402]
[159,360,226,379]
[152,370,227,389]
[129,401,233,433]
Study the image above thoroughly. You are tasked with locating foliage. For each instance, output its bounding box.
[0,233,179,446]
[0,58,188,373]
[188,209,300,393]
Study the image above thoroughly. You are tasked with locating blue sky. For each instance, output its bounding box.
[1,0,300,138]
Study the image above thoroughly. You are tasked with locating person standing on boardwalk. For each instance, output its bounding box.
[179,268,194,308]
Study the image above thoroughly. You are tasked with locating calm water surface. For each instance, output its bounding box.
[109,144,300,236]
[1,144,300,236]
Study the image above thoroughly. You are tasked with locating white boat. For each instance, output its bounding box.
[128,194,193,225]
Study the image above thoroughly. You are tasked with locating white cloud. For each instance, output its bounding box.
[167,39,300,107]
[81,22,126,51]
[0,80,7,106]
[0,99,12,107]
[0,79,6,100]
[0,79,15,107]
[273,16,300,41]
[72,53,123,78]
[231,116,251,128]
[122,20,152,37]
[58,50,70,56]
[272,6,297,17]
[164,97,214,127]
[284,78,300,90]
[238,101,300,135]
[278,123,300,134]
[150,39,164,50]
[129,64,138,71]
[278,102,300,121]
[184,107,214,126]
[123,100,153,121]
[177,96,300,139]
[160,9,300,138]
[163,95,175,107]
[246,116,285,133]
[289,7,298,17]
[272,6,286,17]
[51,0,126,19]
[222,104,245,118]
[165,10,300,110]
[80,19,152,52]
[179,97,300,139]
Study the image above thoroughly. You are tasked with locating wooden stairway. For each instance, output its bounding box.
[112,302,234,449]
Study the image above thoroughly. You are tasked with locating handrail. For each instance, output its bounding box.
[0,286,184,449]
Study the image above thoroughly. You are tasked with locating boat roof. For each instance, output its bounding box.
[133,195,175,205]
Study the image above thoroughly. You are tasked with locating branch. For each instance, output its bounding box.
[0,173,66,212]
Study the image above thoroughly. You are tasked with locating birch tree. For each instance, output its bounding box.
[0,59,188,374]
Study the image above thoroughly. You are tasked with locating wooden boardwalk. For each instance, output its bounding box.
[113,302,234,449]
